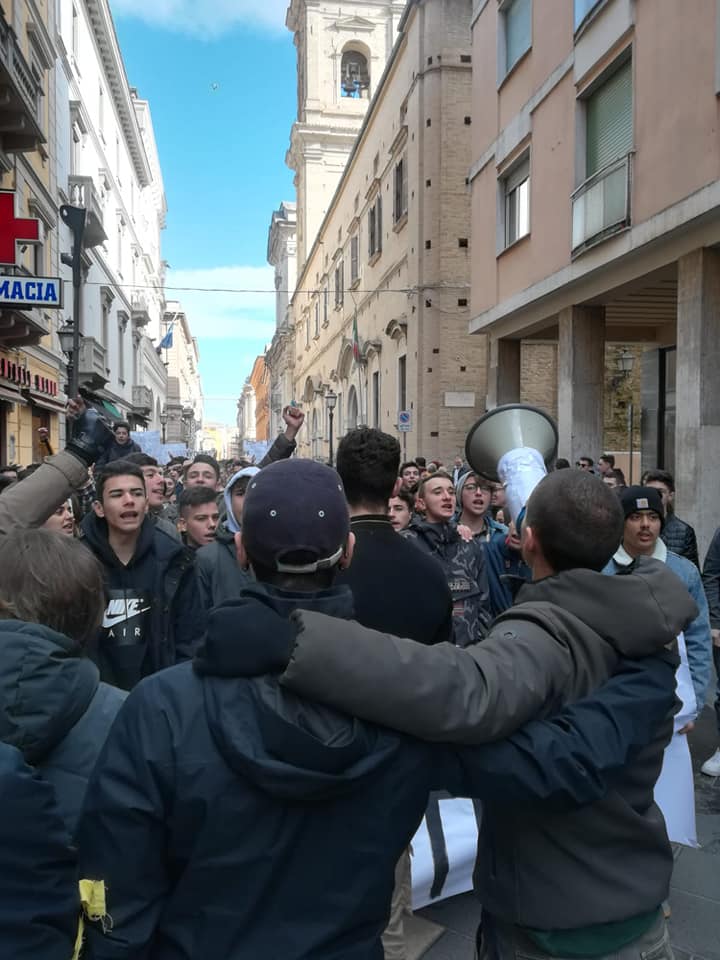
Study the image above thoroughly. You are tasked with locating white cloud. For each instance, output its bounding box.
[111,0,289,36]
[164,265,276,340]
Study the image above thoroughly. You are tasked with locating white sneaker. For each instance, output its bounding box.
[701,748,720,777]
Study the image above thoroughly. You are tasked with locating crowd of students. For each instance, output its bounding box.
[0,403,717,959]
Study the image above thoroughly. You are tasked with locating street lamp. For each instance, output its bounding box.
[618,349,635,375]
[159,407,168,444]
[617,348,635,483]
[325,390,337,466]
[59,203,87,400]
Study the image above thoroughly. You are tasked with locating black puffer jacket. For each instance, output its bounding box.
[661,512,699,567]
[702,526,720,629]
[0,742,79,960]
[0,620,126,832]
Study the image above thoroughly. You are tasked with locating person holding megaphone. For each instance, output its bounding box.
[279,404,695,960]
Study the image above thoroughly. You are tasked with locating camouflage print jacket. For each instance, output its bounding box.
[402,519,491,646]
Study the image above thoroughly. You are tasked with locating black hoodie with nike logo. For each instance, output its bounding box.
[81,513,204,690]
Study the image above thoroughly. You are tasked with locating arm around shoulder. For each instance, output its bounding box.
[281,610,570,744]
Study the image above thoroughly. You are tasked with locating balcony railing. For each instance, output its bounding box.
[77,337,108,390]
[131,292,151,327]
[0,8,44,152]
[132,384,153,414]
[571,154,631,254]
[68,176,107,248]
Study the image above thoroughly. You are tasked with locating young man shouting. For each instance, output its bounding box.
[81,460,204,690]
[404,471,491,645]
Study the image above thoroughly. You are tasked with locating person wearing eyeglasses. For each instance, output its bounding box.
[456,472,507,543]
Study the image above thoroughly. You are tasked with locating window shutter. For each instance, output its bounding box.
[586,60,633,177]
[377,197,382,252]
[505,156,529,194]
[505,0,531,72]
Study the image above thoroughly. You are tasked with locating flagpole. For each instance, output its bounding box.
[350,298,365,424]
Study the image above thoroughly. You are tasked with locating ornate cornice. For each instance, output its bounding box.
[84,0,152,187]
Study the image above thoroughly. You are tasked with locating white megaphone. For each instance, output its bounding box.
[464,404,559,526]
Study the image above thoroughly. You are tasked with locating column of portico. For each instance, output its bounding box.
[557,306,605,463]
[675,248,720,560]
[486,337,521,409]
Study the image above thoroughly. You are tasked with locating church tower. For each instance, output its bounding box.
[286,0,405,270]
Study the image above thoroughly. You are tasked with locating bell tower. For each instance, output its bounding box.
[286,0,405,270]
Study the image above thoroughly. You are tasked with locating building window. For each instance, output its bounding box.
[334,261,344,308]
[501,0,531,77]
[503,155,530,247]
[368,196,382,259]
[350,234,359,285]
[372,370,380,427]
[71,120,82,174]
[323,286,329,326]
[572,57,633,251]
[393,156,408,224]
[102,299,110,350]
[305,314,310,347]
[33,231,45,275]
[98,84,104,138]
[398,354,407,413]
[585,58,633,178]
[574,0,603,31]
[341,48,370,99]
[117,223,123,278]
[314,298,320,337]
[118,319,125,383]
[72,5,79,58]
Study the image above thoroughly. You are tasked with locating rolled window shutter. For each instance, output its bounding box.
[586,60,633,177]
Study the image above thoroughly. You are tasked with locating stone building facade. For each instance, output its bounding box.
[265,200,296,438]
[286,0,407,273]
[290,0,486,463]
[162,301,202,451]
[467,0,720,554]
[0,0,67,464]
[56,0,168,431]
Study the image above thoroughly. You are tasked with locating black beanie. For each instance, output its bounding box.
[619,485,665,528]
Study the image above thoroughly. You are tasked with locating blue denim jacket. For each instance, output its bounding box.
[604,544,712,710]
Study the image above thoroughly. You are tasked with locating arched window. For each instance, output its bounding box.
[341,48,370,99]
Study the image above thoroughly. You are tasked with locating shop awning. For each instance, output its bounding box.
[101,399,122,419]
[0,383,27,405]
[23,390,67,414]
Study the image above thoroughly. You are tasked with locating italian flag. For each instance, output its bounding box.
[352,313,361,362]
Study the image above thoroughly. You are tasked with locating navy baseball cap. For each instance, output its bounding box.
[241,459,350,573]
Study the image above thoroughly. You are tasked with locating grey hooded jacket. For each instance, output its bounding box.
[280,559,696,930]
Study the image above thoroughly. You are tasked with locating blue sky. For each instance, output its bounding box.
[112,0,296,424]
